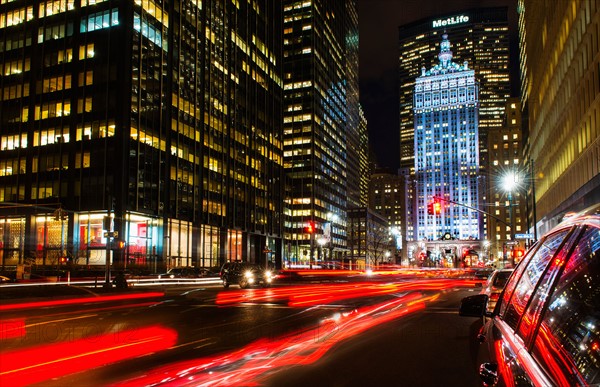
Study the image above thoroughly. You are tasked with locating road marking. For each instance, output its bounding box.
[26,314,98,328]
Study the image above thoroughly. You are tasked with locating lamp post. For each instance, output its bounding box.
[501,171,520,266]
[326,212,338,264]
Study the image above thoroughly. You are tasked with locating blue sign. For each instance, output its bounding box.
[515,233,534,239]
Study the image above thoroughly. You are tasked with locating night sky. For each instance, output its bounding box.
[358,0,517,171]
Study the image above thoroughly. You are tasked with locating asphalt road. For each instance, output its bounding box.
[0,277,484,386]
[264,287,483,387]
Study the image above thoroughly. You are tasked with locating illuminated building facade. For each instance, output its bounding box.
[488,98,528,265]
[368,170,403,261]
[518,0,600,233]
[0,0,284,271]
[413,33,482,241]
[282,0,360,265]
[399,7,510,173]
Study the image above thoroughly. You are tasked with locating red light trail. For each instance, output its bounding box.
[0,325,178,387]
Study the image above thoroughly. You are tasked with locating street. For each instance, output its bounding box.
[0,273,484,386]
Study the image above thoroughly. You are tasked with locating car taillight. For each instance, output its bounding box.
[490,293,500,301]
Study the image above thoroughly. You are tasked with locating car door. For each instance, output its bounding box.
[487,227,575,386]
[528,225,600,386]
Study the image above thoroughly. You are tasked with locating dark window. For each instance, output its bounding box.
[492,270,512,288]
[500,229,571,330]
[531,226,600,385]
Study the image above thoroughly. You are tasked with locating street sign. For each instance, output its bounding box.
[515,233,534,239]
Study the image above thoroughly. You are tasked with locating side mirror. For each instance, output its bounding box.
[459,294,488,317]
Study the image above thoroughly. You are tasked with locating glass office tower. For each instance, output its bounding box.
[413,34,482,241]
[282,0,360,266]
[0,0,284,271]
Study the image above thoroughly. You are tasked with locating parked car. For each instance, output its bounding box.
[158,267,215,279]
[220,262,273,288]
[459,204,600,386]
[481,268,514,313]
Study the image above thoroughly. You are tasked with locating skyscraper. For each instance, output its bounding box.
[518,0,600,233]
[0,1,284,270]
[399,8,510,173]
[413,33,481,241]
[282,0,360,265]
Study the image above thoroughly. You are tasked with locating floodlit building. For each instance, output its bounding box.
[399,7,510,174]
[413,33,482,242]
[0,0,285,271]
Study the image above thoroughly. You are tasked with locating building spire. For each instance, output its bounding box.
[422,32,467,76]
[438,32,453,68]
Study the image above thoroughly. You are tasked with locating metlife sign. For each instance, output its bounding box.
[432,15,470,28]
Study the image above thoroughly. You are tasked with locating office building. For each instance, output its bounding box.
[518,0,600,233]
[0,0,284,271]
[399,7,510,173]
[347,207,392,270]
[282,0,360,266]
[413,33,482,242]
[487,98,528,266]
[369,170,402,236]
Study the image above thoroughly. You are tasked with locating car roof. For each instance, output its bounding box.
[556,203,600,230]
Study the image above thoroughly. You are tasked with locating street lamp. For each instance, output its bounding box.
[501,171,521,241]
[326,212,338,263]
[501,171,522,267]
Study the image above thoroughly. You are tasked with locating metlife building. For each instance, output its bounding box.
[398,7,511,175]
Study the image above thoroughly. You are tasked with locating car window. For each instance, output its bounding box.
[516,228,580,343]
[531,226,600,385]
[497,246,535,316]
[500,228,571,330]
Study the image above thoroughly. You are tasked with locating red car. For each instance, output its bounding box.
[460,204,600,386]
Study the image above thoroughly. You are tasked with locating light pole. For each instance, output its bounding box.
[326,212,338,264]
[501,171,520,266]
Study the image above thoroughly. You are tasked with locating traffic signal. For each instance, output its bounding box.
[427,202,434,215]
[113,238,125,249]
[305,222,315,234]
[514,249,524,259]
[433,199,442,215]
[60,256,67,264]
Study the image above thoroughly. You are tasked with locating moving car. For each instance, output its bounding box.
[480,268,514,312]
[459,204,600,386]
[220,262,273,288]
[158,267,215,279]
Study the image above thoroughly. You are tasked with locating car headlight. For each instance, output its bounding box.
[264,270,272,278]
[244,270,254,279]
